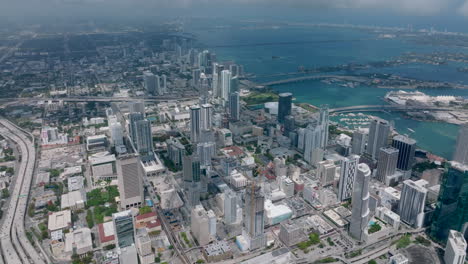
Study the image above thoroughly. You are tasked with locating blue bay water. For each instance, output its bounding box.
[191,24,468,159]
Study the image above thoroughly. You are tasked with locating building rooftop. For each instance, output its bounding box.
[393,134,417,145]
[204,240,231,257]
[61,190,86,209]
[89,153,116,165]
[65,228,93,253]
[67,176,85,191]
[136,211,157,221]
[48,210,72,231]
[98,222,115,244]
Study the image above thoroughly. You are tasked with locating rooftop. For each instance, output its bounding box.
[48,210,72,231]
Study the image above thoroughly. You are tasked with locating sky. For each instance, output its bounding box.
[1,0,468,31]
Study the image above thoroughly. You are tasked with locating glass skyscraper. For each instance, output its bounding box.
[113,210,135,248]
[277,93,292,124]
[430,162,468,243]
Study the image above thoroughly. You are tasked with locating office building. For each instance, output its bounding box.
[155,74,162,95]
[229,92,240,121]
[351,129,367,155]
[244,185,266,250]
[197,141,216,167]
[134,120,153,155]
[201,104,213,131]
[277,93,292,123]
[190,105,201,143]
[283,115,295,136]
[349,163,371,242]
[392,135,416,171]
[318,160,336,187]
[183,154,201,185]
[191,205,211,246]
[64,228,93,257]
[366,118,391,159]
[224,189,238,225]
[220,70,232,102]
[113,210,135,248]
[338,155,359,201]
[129,112,144,144]
[279,221,306,247]
[444,230,467,264]
[375,147,399,184]
[453,125,468,165]
[431,162,468,242]
[117,156,144,209]
[398,179,428,228]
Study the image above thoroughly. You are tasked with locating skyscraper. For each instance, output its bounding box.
[283,115,295,137]
[453,125,468,165]
[199,73,209,104]
[143,72,157,95]
[304,122,322,165]
[183,155,201,184]
[128,112,144,145]
[161,74,167,94]
[228,92,240,121]
[134,120,153,155]
[431,162,468,243]
[191,205,211,246]
[444,230,467,264]
[319,107,329,148]
[338,155,359,201]
[113,210,135,248]
[110,122,124,147]
[197,141,216,167]
[398,179,428,228]
[155,74,162,95]
[244,185,266,250]
[375,147,399,183]
[277,93,292,124]
[349,163,371,242]
[190,105,201,143]
[220,70,232,102]
[201,104,213,131]
[351,129,367,155]
[224,189,238,225]
[117,155,144,210]
[366,118,391,159]
[318,160,336,187]
[392,135,417,171]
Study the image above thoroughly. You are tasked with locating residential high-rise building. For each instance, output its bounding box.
[190,105,201,143]
[129,102,145,115]
[244,185,266,250]
[117,156,144,210]
[197,141,216,167]
[143,72,157,95]
[110,122,124,147]
[444,230,467,264]
[304,122,322,165]
[392,135,417,171]
[192,68,201,87]
[167,138,185,168]
[366,118,391,159]
[113,210,135,248]
[134,120,153,155]
[398,179,428,228]
[283,115,295,137]
[453,125,468,165]
[375,147,399,184]
[351,129,367,155]
[278,93,292,124]
[220,70,232,102]
[430,162,468,243]
[201,104,213,131]
[199,73,209,104]
[229,92,240,121]
[191,205,211,246]
[318,160,336,187]
[224,189,238,225]
[338,155,359,201]
[161,74,167,94]
[349,163,371,242]
[319,107,329,148]
[129,112,144,145]
[230,76,239,93]
[155,74,162,95]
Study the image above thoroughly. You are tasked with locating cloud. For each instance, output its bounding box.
[459,0,468,16]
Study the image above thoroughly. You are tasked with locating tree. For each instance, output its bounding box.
[196,260,205,264]
[368,260,377,264]
[86,209,94,228]
[139,206,152,215]
[1,189,9,198]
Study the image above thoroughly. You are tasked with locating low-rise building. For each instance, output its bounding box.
[203,240,233,262]
[98,221,116,247]
[64,228,93,257]
[375,206,400,230]
[48,210,72,233]
[61,190,86,210]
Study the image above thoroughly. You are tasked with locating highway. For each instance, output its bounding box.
[0,119,47,264]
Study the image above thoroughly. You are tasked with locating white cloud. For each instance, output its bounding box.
[459,0,468,16]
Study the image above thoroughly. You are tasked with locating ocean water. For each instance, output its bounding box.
[191,24,468,159]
